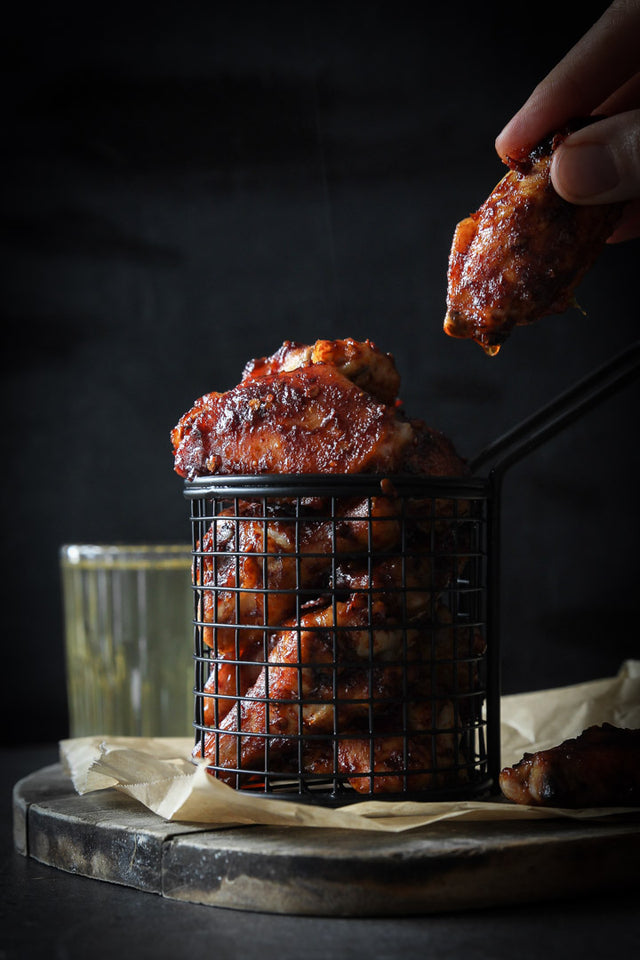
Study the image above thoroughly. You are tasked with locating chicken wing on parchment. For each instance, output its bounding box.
[499,723,640,807]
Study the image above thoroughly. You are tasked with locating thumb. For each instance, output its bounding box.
[550,110,640,205]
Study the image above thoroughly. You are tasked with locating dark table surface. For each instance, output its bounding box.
[3,744,640,960]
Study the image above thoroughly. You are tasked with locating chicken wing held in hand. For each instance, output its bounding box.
[444,123,623,355]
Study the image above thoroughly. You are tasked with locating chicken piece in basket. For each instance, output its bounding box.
[444,122,623,355]
[196,594,400,783]
[306,699,460,794]
[195,494,403,655]
[172,337,467,478]
[241,337,401,405]
[197,595,484,792]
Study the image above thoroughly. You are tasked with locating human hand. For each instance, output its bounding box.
[495,0,640,243]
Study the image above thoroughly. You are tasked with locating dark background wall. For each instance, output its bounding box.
[2,0,638,744]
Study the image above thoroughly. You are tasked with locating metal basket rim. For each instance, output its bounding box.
[182,473,491,499]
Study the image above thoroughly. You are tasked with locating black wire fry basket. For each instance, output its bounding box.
[184,342,639,805]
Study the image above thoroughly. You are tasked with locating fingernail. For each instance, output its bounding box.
[553,142,619,199]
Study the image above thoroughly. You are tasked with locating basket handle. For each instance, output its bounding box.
[469,339,640,479]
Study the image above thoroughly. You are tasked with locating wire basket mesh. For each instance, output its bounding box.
[185,474,498,803]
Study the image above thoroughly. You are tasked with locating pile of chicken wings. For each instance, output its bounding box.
[173,339,486,795]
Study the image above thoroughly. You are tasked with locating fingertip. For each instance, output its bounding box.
[495,118,523,161]
[549,148,573,201]
[495,109,541,163]
[494,126,511,161]
[495,85,572,163]
[550,140,620,203]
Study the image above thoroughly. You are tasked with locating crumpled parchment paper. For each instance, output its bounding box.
[59,660,640,833]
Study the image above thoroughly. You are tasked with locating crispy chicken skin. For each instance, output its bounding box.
[172,338,467,479]
[242,337,401,405]
[444,123,623,355]
[172,363,413,478]
[499,724,640,808]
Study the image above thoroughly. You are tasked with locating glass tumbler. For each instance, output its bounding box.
[60,543,193,737]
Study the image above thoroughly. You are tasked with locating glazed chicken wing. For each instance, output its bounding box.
[499,724,640,808]
[172,338,467,479]
[242,337,401,405]
[197,595,484,791]
[444,123,623,355]
[172,363,413,478]
[196,494,403,654]
[196,595,403,783]
[298,697,459,794]
[322,700,459,794]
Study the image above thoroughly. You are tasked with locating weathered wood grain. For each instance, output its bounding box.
[13,764,640,915]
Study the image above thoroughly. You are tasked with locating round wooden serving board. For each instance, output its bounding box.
[13,763,640,916]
